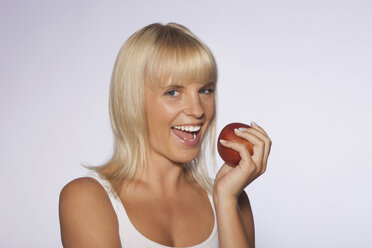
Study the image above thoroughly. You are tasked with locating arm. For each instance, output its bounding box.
[214,190,255,247]
[59,178,121,248]
[213,122,271,248]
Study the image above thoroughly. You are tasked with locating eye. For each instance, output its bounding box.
[165,89,180,97]
[199,87,214,95]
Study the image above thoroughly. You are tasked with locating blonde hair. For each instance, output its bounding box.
[94,23,217,193]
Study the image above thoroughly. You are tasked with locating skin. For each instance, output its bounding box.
[215,123,272,247]
[143,80,216,165]
[59,79,272,248]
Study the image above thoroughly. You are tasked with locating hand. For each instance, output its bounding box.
[213,122,272,200]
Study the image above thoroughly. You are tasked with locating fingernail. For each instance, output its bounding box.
[219,139,227,144]
[234,128,242,133]
[251,121,257,126]
[238,127,249,132]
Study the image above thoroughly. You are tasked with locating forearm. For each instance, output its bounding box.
[214,194,254,248]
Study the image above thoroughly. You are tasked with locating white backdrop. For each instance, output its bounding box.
[1,0,371,247]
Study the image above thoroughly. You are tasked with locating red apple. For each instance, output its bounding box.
[217,122,254,167]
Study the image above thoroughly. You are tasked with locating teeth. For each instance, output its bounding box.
[173,125,201,132]
[184,133,197,141]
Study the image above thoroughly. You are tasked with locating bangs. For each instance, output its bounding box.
[145,28,217,87]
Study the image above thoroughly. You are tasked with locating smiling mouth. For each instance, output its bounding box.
[171,125,201,144]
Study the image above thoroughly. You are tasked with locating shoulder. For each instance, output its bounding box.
[59,177,116,217]
[60,176,110,204]
[60,176,103,197]
[59,177,121,247]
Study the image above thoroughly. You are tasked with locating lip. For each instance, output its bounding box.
[171,128,202,146]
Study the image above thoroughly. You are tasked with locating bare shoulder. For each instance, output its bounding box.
[60,177,110,205]
[238,190,255,247]
[59,177,121,248]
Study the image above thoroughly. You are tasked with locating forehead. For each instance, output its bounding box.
[144,41,217,90]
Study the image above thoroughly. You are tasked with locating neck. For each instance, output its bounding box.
[127,149,193,197]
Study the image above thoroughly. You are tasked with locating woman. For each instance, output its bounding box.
[59,23,271,248]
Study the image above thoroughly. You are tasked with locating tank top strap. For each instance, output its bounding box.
[85,172,132,233]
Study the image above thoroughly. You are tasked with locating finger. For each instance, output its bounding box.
[233,129,269,175]
[219,139,256,168]
[251,121,269,136]
[235,122,268,138]
[237,124,272,173]
[238,125,270,144]
[237,127,271,157]
[233,129,265,162]
[215,163,233,180]
[250,122,272,170]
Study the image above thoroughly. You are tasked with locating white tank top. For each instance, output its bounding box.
[87,172,220,248]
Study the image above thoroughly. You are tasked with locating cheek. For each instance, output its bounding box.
[203,98,215,118]
[147,100,178,137]
[162,101,180,117]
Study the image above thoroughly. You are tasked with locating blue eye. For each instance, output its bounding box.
[199,88,214,95]
[165,89,180,97]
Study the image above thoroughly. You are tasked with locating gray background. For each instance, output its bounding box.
[1,0,371,247]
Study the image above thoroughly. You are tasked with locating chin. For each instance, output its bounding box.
[171,151,199,165]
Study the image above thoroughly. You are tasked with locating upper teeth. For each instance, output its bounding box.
[173,125,201,132]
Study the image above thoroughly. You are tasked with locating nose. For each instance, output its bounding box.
[184,94,204,119]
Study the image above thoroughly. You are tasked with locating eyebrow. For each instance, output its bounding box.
[162,81,216,89]
[203,82,216,87]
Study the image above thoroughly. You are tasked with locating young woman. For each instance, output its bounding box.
[59,23,271,248]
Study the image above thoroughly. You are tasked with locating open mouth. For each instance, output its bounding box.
[171,125,201,145]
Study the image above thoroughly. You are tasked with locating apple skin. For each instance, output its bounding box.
[218,122,254,167]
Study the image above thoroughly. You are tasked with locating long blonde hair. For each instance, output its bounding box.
[94,23,218,193]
